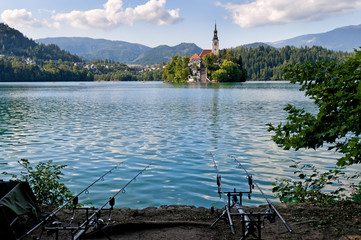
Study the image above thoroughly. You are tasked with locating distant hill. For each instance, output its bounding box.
[37,37,151,63]
[242,42,274,49]
[133,43,202,64]
[0,23,36,55]
[267,24,361,52]
[37,37,202,65]
[0,23,81,62]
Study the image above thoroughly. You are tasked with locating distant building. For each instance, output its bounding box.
[199,23,219,58]
[212,23,219,55]
[199,50,212,59]
[188,23,220,82]
[190,53,201,67]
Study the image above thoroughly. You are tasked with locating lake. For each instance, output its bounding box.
[0,81,348,208]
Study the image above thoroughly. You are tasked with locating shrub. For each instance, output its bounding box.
[3,159,73,206]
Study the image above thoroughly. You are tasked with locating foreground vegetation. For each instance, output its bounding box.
[2,159,73,206]
[269,49,361,204]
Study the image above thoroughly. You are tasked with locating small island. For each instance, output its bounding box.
[162,24,248,83]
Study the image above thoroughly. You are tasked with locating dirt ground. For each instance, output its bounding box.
[16,202,361,240]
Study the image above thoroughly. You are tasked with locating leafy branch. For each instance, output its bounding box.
[2,159,73,206]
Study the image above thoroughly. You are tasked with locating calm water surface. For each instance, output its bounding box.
[0,81,348,208]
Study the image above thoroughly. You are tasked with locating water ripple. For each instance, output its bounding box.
[0,81,347,208]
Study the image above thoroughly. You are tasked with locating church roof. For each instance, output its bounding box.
[190,53,201,60]
[200,50,212,58]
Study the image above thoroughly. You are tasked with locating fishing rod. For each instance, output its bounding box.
[232,157,293,233]
[210,153,235,234]
[20,163,122,239]
[72,163,152,239]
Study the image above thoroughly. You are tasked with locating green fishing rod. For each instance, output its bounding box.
[232,157,293,233]
[20,162,122,239]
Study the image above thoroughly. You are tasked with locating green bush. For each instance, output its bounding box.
[272,161,347,205]
[3,159,73,206]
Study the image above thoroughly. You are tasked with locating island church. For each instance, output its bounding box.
[188,23,219,82]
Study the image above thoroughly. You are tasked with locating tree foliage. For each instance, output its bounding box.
[272,161,349,204]
[162,55,191,83]
[268,49,361,166]
[212,69,227,82]
[162,50,247,83]
[0,57,93,81]
[220,60,243,82]
[229,45,351,80]
[207,51,247,82]
[270,49,361,205]
[2,159,73,206]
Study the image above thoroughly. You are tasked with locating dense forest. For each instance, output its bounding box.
[0,57,166,82]
[228,45,352,80]
[0,23,81,62]
[0,58,93,82]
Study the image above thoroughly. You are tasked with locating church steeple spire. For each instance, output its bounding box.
[213,22,218,41]
[212,22,219,55]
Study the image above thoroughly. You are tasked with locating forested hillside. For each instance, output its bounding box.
[230,45,352,80]
[0,23,81,62]
[37,37,150,63]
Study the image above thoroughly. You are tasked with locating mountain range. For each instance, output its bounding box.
[36,24,361,64]
[267,24,361,51]
[36,37,202,65]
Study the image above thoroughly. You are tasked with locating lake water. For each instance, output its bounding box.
[0,81,349,208]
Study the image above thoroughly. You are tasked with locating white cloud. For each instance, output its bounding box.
[218,0,361,28]
[53,0,181,30]
[1,9,59,28]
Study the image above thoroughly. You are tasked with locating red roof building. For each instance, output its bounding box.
[199,50,212,58]
[190,53,201,60]
[190,53,201,67]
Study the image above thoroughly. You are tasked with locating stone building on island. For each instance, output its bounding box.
[188,23,220,82]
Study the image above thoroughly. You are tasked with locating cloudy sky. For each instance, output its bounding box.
[1,0,361,49]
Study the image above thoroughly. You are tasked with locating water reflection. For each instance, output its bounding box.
[0,81,351,208]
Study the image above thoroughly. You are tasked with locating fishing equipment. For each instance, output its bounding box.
[210,153,292,240]
[19,163,151,240]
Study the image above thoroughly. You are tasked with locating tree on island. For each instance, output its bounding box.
[205,51,247,82]
[162,55,191,83]
[162,49,247,83]
[268,49,361,204]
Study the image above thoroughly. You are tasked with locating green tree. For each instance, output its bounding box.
[212,69,227,82]
[203,53,220,79]
[268,49,361,166]
[162,55,189,83]
[269,49,361,204]
[220,60,242,82]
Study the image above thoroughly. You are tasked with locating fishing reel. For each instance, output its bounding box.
[216,174,222,198]
[264,207,276,223]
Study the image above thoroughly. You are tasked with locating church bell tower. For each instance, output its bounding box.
[212,23,219,55]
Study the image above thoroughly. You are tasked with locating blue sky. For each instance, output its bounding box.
[1,0,361,49]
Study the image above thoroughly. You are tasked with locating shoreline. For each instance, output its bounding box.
[17,203,361,239]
